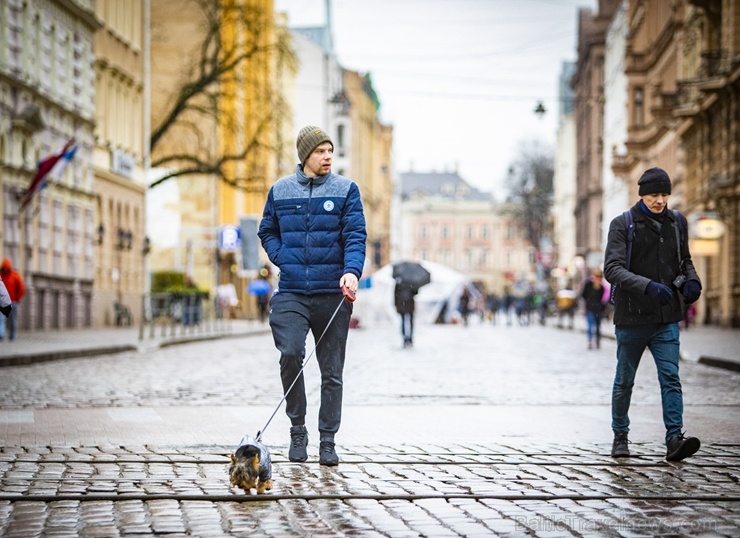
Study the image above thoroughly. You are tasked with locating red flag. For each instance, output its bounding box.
[19,140,74,212]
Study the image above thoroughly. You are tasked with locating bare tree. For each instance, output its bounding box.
[505,140,554,250]
[149,0,297,190]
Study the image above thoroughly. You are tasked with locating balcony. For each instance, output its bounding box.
[650,90,678,125]
[611,151,635,177]
[694,49,730,93]
[674,81,701,117]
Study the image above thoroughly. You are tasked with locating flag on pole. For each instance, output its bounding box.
[48,144,78,182]
[18,139,76,212]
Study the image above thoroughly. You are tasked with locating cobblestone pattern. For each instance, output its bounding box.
[0,325,739,409]
[0,443,739,537]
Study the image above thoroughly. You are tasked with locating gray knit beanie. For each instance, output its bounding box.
[296,125,333,164]
[638,167,672,196]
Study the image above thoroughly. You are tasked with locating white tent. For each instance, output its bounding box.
[354,260,469,327]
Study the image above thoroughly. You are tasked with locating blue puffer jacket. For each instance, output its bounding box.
[258,165,367,295]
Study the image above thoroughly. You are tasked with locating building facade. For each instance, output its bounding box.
[601,0,629,250]
[148,0,287,319]
[571,0,620,270]
[343,69,393,272]
[289,23,392,277]
[399,171,534,295]
[552,62,578,286]
[571,0,740,326]
[673,0,739,326]
[92,0,148,327]
[0,0,99,331]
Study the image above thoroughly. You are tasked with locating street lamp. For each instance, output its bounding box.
[116,228,133,251]
[93,223,105,245]
[534,101,546,118]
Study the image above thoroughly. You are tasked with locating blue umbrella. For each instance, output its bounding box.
[247,279,271,297]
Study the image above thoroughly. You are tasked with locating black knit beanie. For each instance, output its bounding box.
[638,167,672,196]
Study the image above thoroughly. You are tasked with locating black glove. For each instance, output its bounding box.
[0,304,11,318]
[682,280,701,304]
[646,281,673,305]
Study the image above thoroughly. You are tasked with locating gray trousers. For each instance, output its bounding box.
[269,292,352,439]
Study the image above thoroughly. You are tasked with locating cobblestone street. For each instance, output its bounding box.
[1,321,739,536]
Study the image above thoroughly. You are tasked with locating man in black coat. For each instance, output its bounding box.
[604,167,702,461]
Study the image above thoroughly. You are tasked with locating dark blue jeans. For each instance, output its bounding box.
[612,323,683,442]
[0,302,19,340]
[399,312,413,343]
[269,292,352,439]
[586,311,602,343]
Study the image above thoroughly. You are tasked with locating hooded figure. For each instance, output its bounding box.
[0,259,25,339]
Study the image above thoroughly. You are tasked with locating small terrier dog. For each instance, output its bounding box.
[228,434,273,494]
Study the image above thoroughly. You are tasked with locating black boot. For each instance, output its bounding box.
[319,440,338,466]
[288,425,308,462]
[666,434,700,462]
[611,432,630,457]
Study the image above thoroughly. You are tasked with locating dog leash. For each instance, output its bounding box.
[255,286,356,442]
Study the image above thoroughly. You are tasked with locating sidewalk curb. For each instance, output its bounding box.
[698,356,740,372]
[0,328,272,368]
[0,345,137,367]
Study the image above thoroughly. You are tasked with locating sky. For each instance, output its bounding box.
[275,0,597,200]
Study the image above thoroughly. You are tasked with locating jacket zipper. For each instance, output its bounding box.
[305,179,313,287]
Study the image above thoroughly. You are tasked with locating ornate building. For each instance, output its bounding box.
[675,0,740,326]
[0,0,99,331]
[606,0,738,326]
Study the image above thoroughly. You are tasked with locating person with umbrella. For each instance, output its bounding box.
[392,261,431,347]
[248,271,273,323]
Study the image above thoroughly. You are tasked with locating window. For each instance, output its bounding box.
[480,249,489,267]
[336,124,345,148]
[633,86,644,128]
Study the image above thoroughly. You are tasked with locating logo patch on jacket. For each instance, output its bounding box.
[323,200,335,212]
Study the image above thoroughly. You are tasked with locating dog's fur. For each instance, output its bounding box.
[228,434,273,494]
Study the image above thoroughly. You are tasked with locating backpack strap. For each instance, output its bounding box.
[672,209,688,269]
[623,210,634,269]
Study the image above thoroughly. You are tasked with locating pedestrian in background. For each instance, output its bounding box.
[0,258,25,341]
[394,280,417,348]
[581,267,607,349]
[458,287,471,326]
[258,125,366,467]
[604,167,702,462]
[555,287,577,329]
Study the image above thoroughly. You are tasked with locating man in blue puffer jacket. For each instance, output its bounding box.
[258,125,366,466]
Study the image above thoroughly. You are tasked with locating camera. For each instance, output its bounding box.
[672,274,687,289]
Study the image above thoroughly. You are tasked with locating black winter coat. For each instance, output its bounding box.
[603,202,700,326]
[581,278,606,315]
[394,283,417,314]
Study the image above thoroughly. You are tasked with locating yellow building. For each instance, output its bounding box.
[343,69,393,271]
[149,0,293,317]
